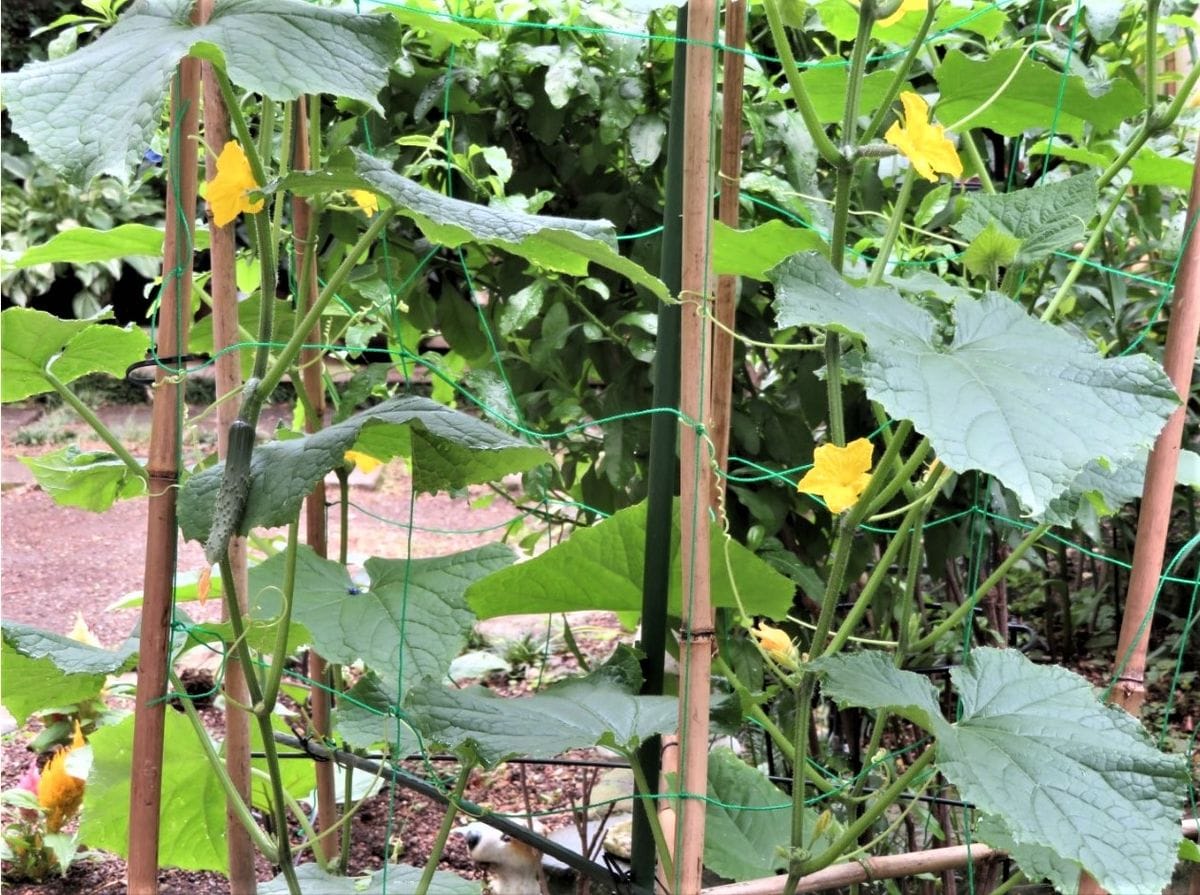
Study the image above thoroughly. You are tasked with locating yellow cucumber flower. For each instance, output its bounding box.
[37,722,87,832]
[349,189,379,216]
[797,438,875,514]
[751,622,798,663]
[345,450,383,473]
[67,612,101,648]
[209,141,264,227]
[885,92,963,182]
[877,0,926,26]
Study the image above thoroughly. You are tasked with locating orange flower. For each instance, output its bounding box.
[797,438,875,513]
[208,141,264,227]
[349,189,379,216]
[37,722,87,832]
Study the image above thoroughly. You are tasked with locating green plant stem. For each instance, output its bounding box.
[250,211,277,383]
[257,519,299,717]
[896,515,926,657]
[762,0,843,167]
[413,761,474,895]
[840,0,876,147]
[1098,61,1200,191]
[989,870,1029,895]
[850,713,889,799]
[1040,184,1129,321]
[860,3,938,143]
[167,669,278,861]
[255,710,301,895]
[221,555,267,706]
[824,339,847,447]
[830,166,854,273]
[824,472,944,655]
[863,436,929,517]
[252,207,397,409]
[270,100,295,253]
[912,522,1052,652]
[627,751,677,884]
[211,68,269,187]
[867,168,916,286]
[799,747,936,874]
[782,676,816,895]
[959,133,996,194]
[249,767,330,872]
[339,761,354,874]
[41,368,147,482]
[258,97,276,181]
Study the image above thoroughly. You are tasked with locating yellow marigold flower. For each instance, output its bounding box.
[751,622,798,663]
[345,450,383,473]
[885,92,964,183]
[349,189,379,216]
[209,141,264,227]
[797,438,875,513]
[877,0,926,26]
[37,722,86,832]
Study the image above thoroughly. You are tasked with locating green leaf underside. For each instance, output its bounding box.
[465,499,794,620]
[352,152,669,299]
[3,0,401,183]
[20,446,146,512]
[953,174,1099,266]
[935,48,1143,138]
[407,674,678,766]
[769,253,1177,517]
[712,220,828,279]
[4,223,211,269]
[178,395,549,544]
[261,862,481,895]
[1,308,150,403]
[816,649,1188,895]
[243,544,511,696]
[82,712,228,872]
[334,672,425,752]
[704,747,841,881]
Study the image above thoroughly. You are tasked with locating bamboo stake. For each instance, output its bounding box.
[1078,134,1200,895]
[127,50,199,895]
[701,844,1003,895]
[292,95,338,862]
[674,1,718,892]
[198,4,255,887]
[1107,137,1200,717]
[710,0,746,485]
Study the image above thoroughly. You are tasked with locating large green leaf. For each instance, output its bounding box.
[20,446,146,512]
[178,396,550,543]
[712,220,828,279]
[953,174,1099,267]
[935,49,1143,138]
[407,674,678,766]
[82,712,227,872]
[3,223,210,269]
[333,672,425,751]
[769,253,1178,517]
[249,544,510,694]
[465,499,795,620]
[1,308,150,403]
[703,747,840,882]
[352,152,669,300]
[1,622,138,724]
[3,0,401,183]
[816,648,1189,895]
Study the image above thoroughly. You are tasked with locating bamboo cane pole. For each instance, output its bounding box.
[127,50,200,895]
[674,1,718,891]
[197,4,256,887]
[710,0,746,485]
[292,95,338,861]
[1107,137,1200,717]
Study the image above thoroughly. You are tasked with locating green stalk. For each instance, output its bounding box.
[799,748,936,874]
[781,676,816,895]
[840,0,876,147]
[256,519,299,717]
[627,752,676,885]
[1040,184,1129,321]
[212,68,269,187]
[860,2,938,144]
[167,669,279,861]
[867,168,916,286]
[959,133,996,195]
[830,167,854,274]
[763,0,843,167]
[862,435,929,518]
[257,97,276,182]
[896,512,927,658]
[270,100,295,256]
[413,761,474,895]
[41,368,147,482]
[250,767,330,872]
[221,555,267,706]
[254,710,301,895]
[250,210,277,382]
[912,523,1052,652]
[338,761,354,874]
[253,208,397,407]
[824,476,941,655]
[824,338,847,446]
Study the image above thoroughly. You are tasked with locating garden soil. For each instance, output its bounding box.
[1,402,628,894]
